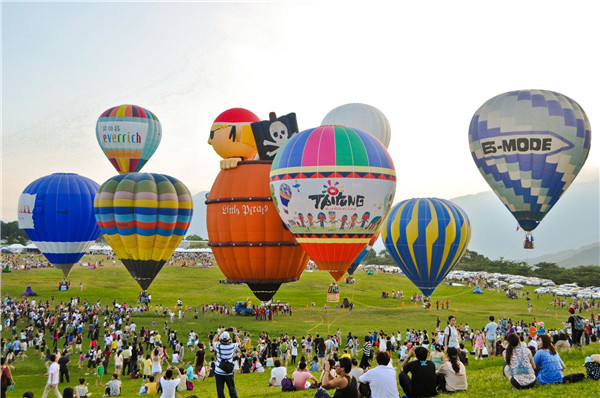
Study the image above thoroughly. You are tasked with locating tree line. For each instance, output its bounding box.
[364,248,600,288]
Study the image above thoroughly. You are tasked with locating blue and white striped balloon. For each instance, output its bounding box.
[382,198,471,296]
[18,173,100,278]
[469,90,591,231]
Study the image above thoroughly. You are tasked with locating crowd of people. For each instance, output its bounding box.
[1,290,600,398]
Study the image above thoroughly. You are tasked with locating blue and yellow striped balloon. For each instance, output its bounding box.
[382,198,471,296]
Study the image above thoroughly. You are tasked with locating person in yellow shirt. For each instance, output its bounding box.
[340,350,351,359]
[144,375,158,394]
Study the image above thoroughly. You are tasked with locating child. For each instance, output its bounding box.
[79,351,86,369]
[96,362,104,387]
[76,377,91,398]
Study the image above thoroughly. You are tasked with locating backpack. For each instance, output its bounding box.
[573,316,585,331]
[281,376,296,392]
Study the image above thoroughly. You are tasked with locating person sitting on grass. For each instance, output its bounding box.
[292,361,319,390]
[314,357,357,398]
[399,346,437,398]
[359,351,398,398]
[503,333,536,390]
[533,334,564,384]
[270,359,287,387]
[436,347,467,393]
[76,378,92,398]
[103,373,121,397]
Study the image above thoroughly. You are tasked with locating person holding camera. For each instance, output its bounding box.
[159,366,182,398]
[212,328,241,398]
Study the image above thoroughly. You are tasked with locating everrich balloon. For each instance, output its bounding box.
[96,105,162,174]
[382,198,471,296]
[206,161,310,301]
[18,173,100,278]
[321,103,391,148]
[469,90,591,232]
[94,173,193,290]
[270,125,396,281]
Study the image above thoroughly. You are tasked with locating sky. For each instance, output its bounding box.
[2,0,599,223]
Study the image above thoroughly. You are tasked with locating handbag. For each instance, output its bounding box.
[217,344,235,373]
[186,380,194,390]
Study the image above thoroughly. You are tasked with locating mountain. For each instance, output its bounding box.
[189,180,599,266]
[524,242,600,268]
[188,191,209,240]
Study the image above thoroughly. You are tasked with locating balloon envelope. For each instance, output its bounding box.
[469,90,591,231]
[206,161,310,301]
[96,105,162,174]
[382,198,471,296]
[94,173,193,290]
[270,125,396,281]
[347,232,380,276]
[321,103,391,148]
[18,173,100,278]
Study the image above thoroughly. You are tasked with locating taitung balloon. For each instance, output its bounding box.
[96,105,162,174]
[17,173,100,278]
[469,90,591,232]
[94,173,193,290]
[321,103,391,148]
[270,125,396,281]
[382,198,471,296]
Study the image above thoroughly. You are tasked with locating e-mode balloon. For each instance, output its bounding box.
[469,90,591,232]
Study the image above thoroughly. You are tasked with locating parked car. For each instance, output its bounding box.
[508,283,524,290]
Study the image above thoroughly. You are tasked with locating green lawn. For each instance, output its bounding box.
[1,257,599,397]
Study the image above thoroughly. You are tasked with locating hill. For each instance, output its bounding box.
[187,180,599,265]
[526,242,600,268]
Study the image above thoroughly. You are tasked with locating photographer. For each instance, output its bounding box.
[159,366,182,398]
[212,328,241,398]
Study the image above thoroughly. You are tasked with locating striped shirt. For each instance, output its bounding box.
[363,342,372,356]
[213,342,239,375]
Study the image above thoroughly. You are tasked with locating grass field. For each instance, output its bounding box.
[1,256,599,397]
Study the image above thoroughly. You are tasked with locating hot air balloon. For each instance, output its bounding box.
[94,173,193,290]
[270,125,396,281]
[206,161,310,301]
[382,198,471,296]
[469,90,591,246]
[347,231,380,276]
[17,173,100,279]
[96,104,162,174]
[321,103,391,148]
[208,108,260,169]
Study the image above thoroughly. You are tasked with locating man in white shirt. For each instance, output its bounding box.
[41,353,62,398]
[269,359,287,386]
[159,367,182,398]
[484,315,498,357]
[359,351,399,398]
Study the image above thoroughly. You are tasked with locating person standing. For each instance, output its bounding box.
[212,329,241,398]
[484,316,498,358]
[1,358,15,398]
[443,316,459,354]
[194,342,206,379]
[42,353,62,398]
[58,351,71,384]
[567,308,584,348]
